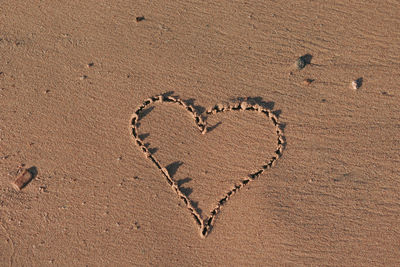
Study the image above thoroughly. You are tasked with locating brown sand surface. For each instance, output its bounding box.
[1,0,400,266]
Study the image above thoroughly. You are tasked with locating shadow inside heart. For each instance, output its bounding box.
[131,94,284,236]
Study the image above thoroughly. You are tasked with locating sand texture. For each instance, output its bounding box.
[1,0,400,266]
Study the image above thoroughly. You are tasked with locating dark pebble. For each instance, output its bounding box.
[136,16,145,22]
[296,57,306,70]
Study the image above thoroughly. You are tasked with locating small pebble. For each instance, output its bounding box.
[79,75,88,80]
[295,54,312,70]
[136,16,145,22]
[39,185,47,192]
[296,57,306,70]
[381,91,392,96]
[11,168,33,191]
[303,79,314,85]
[86,62,94,68]
[351,81,358,90]
[240,102,248,110]
[351,78,362,90]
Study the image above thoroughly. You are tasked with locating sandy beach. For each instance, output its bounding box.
[1,1,400,265]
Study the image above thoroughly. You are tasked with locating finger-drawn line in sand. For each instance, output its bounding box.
[130,93,285,237]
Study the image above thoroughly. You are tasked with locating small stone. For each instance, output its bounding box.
[79,75,88,80]
[351,78,362,90]
[351,81,358,90]
[303,79,314,85]
[86,62,94,68]
[240,102,248,110]
[136,16,145,22]
[39,185,47,192]
[296,57,306,70]
[11,168,33,191]
[216,103,225,111]
[295,54,312,70]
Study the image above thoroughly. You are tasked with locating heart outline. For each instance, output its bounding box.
[130,94,285,237]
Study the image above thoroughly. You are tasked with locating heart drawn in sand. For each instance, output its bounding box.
[130,94,285,237]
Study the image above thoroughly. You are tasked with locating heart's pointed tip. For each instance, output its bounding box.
[200,228,208,238]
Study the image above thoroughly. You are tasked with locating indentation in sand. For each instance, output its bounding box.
[130,93,285,237]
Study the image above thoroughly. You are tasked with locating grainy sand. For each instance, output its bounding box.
[1,1,400,266]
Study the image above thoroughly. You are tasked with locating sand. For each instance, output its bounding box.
[1,0,400,266]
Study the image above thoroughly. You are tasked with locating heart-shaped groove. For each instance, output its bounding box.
[130,94,285,237]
